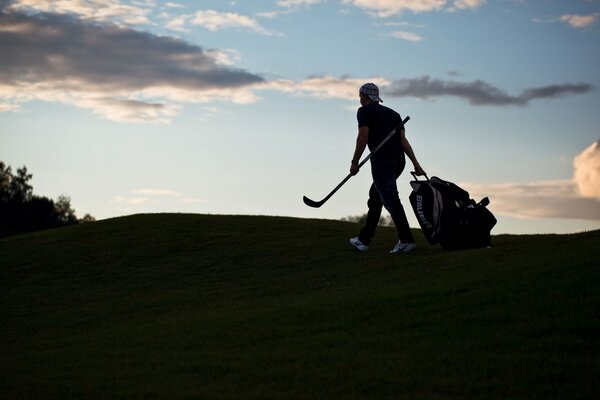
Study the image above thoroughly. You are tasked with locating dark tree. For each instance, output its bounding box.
[0,162,13,203]
[0,161,93,238]
[81,214,96,223]
[55,195,78,225]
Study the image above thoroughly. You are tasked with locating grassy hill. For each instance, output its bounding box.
[1,214,598,399]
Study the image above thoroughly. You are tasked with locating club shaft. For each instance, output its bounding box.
[304,116,410,207]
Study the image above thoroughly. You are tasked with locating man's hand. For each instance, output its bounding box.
[414,163,426,176]
[350,161,360,176]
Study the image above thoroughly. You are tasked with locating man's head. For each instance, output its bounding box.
[359,82,382,105]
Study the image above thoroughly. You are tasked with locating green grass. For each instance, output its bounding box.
[1,214,598,399]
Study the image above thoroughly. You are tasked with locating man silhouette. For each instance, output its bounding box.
[349,83,426,253]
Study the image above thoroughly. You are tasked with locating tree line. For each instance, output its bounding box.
[341,214,394,226]
[0,162,94,238]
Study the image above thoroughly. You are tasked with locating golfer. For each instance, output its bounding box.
[349,83,426,253]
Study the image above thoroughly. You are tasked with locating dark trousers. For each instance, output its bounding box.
[358,157,415,245]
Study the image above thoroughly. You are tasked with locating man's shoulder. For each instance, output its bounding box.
[380,104,399,116]
[357,103,375,117]
[358,102,379,114]
[361,102,398,113]
[358,103,401,124]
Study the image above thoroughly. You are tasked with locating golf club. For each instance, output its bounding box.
[303,116,410,208]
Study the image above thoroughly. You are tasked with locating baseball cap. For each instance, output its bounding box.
[359,82,383,102]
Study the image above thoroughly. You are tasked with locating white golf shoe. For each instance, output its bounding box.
[349,237,369,252]
[389,241,416,254]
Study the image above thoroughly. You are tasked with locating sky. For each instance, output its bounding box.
[1,0,599,235]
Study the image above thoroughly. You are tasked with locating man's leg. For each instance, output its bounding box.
[372,159,415,244]
[357,183,383,245]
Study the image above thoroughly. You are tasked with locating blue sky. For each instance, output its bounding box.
[1,0,599,234]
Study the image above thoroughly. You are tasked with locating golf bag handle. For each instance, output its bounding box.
[411,171,429,181]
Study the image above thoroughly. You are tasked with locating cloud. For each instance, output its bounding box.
[190,10,271,34]
[381,21,427,28]
[8,0,153,25]
[263,76,390,100]
[278,0,321,7]
[341,0,483,17]
[0,8,264,122]
[574,140,600,199]
[257,75,593,107]
[0,3,594,124]
[165,9,275,35]
[464,180,600,221]
[389,30,424,41]
[204,49,241,66]
[560,13,599,29]
[165,2,185,9]
[112,196,151,206]
[463,141,600,221]
[383,76,594,106]
[341,0,445,17]
[519,84,593,102]
[449,0,486,12]
[0,102,20,112]
[257,0,321,19]
[134,189,182,197]
[164,13,188,31]
[112,188,206,209]
[83,97,181,124]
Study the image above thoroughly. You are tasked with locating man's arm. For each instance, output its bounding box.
[350,126,369,175]
[399,128,425,176]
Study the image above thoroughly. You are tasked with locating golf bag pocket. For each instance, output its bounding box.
[409,175,444,244]
[440,199,497,250]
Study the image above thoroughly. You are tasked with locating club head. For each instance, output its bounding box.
[303,196,324,208]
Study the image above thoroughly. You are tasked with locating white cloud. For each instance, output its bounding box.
[205,48,241,66]
[190,9,271,34]
[262,76,390,100]
[0,102,21,112]
[574,140,600,199]
[258,0,320,18]
[341,0,486,17]
[277,0,321,7]
[341,0,446,17]
[165,2,185,9]
[84,97,181,124]
[560,13,600,29]
[449,0,486,12]
[164,14,188,31]
[255,10,280,19]
[389,30,424,41]
[0,82,183,124]
[462,141,600,221]
[112,189,206,210]
[138,85,260,105]
[9,0,153,25]
[381,21,427,28]
[134,189,181,197]
[464,180,600,221]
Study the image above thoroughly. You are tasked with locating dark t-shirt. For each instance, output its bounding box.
[357,102,405,162]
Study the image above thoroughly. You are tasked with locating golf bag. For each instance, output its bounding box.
[409,173,497,250]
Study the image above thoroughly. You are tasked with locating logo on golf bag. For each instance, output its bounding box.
[415,195,433,230]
